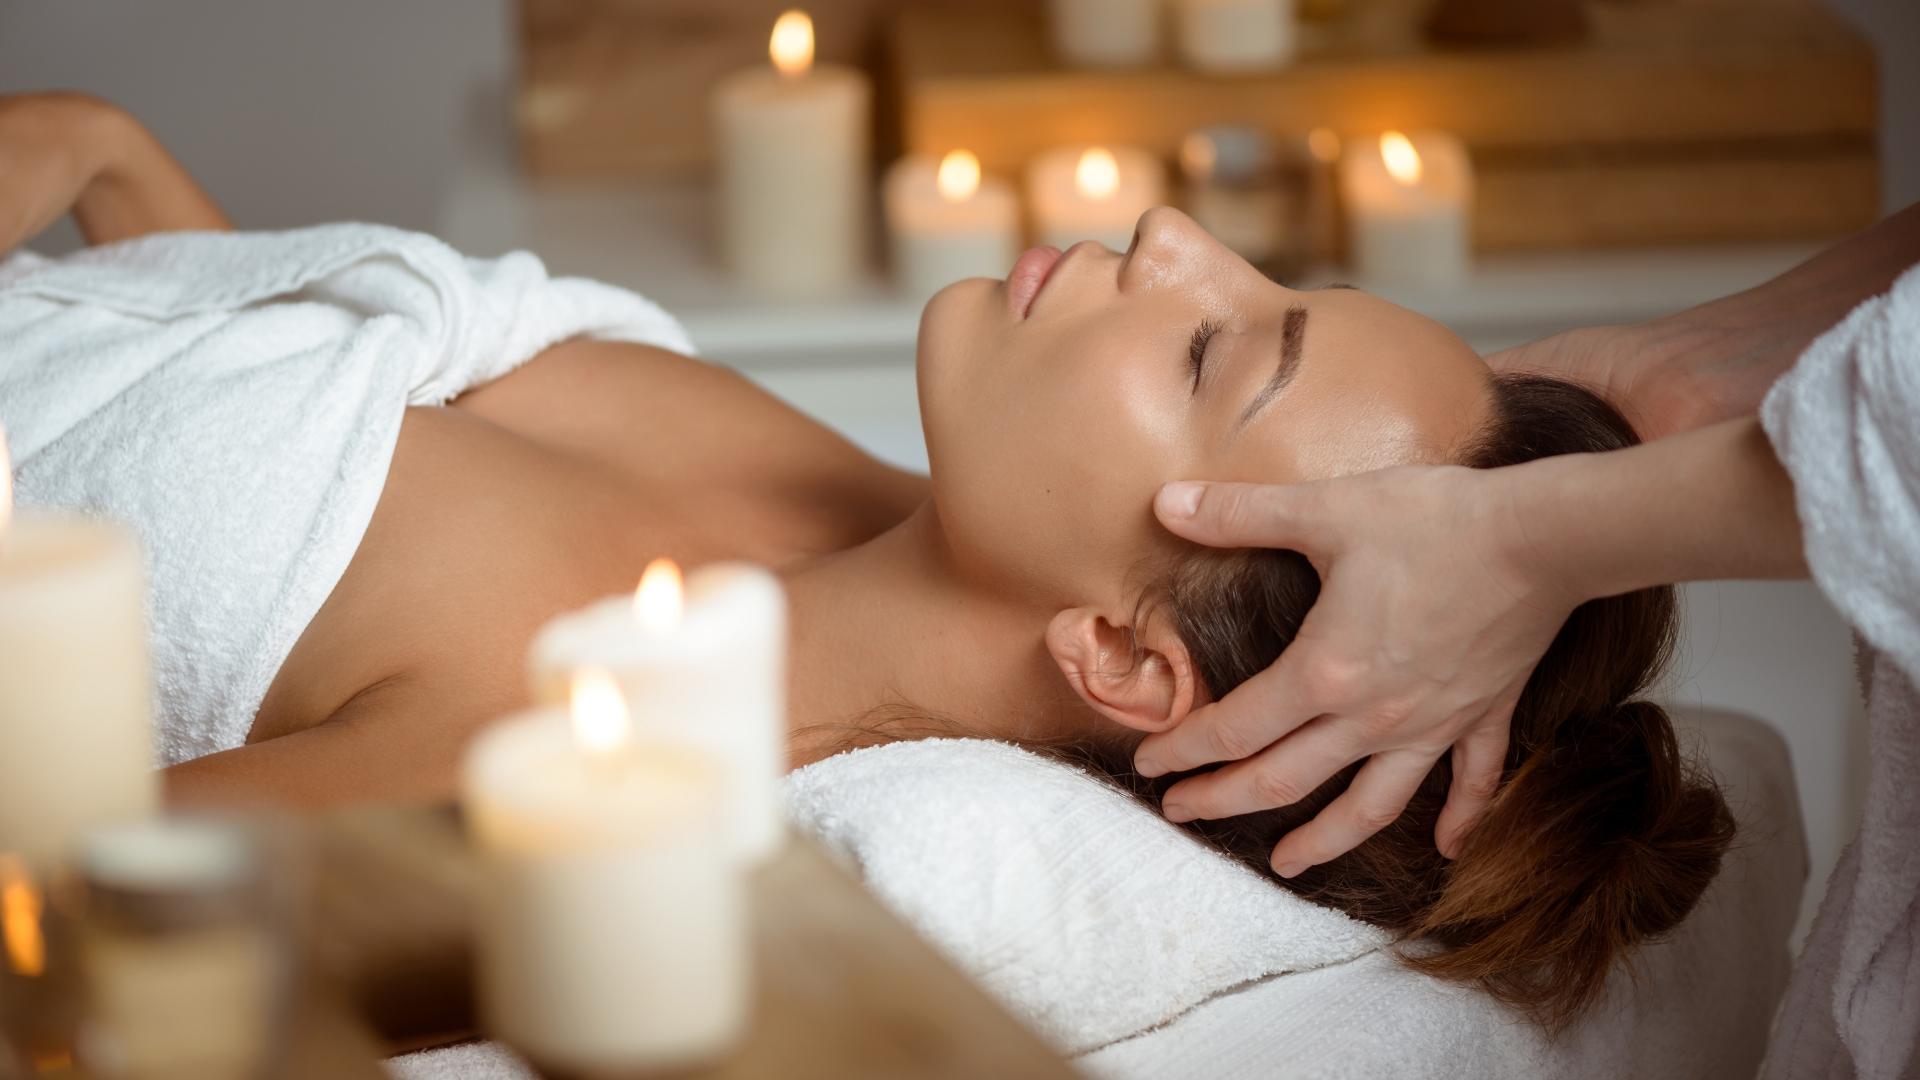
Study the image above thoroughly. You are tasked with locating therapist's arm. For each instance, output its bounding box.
[1491,202,1920,441]
[1132,417,1805,874]
[0,91,229,254]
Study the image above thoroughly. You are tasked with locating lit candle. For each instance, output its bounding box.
[529,560,788,860]
[884,149,1021,299]
[1048,0,1162,67]
[1027,145,1167,252]
[1176,0,1297,72]
[712,10,872,296]
[0,425,157,867]
[463,674,748,1074]
[1338,130,1473,283]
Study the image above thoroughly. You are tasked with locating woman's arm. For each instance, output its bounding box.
[1491,202,1920,441]
[0,91,229,254]
[1134,416,1805,872]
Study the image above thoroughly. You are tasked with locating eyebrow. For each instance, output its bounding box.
[1235,303,1308,431]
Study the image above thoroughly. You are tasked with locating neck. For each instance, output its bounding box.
[779,502,1083,766]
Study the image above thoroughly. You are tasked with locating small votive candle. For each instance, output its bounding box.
[1180,127,1291,268]
[1048,0,1162,67]
[1027,146,1166,252]
[1176,0,1297,72]
[886,150,1021,299]
[712,10,872,296]
[0,425,157,868]
[529,561,788,861]
[1339,130,1473,284]
[463,680,747,1075]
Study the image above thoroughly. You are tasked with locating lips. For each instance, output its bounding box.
[1006,245,1064,319]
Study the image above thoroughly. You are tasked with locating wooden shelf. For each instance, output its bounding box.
[894,0,1879,250]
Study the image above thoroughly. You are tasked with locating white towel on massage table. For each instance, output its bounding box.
[1759,262,1920,1080]
[385,707,1803,1080]
[0,226,691,764]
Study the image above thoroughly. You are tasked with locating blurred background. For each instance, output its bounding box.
[3,0,1912,946]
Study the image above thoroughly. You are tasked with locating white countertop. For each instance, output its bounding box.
[438,170,1820,369]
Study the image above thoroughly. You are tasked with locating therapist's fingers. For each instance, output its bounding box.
[1158,717,1356,824]
[1266,749,1438,876]
[1433,711,1514,860]
[1134,650,1325,778]
[1154,480,1332,552]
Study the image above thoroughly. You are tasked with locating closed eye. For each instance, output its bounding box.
[1187,319,1220,392]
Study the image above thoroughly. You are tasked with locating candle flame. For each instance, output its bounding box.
[770,10,814,77]
[0,421,11,537]
[633,558,684,634]
[0,856,45,978]
[1380,131,1422,185]
[570,668,631,756]
[1307,127,1341,164]
[936,150,981,203]
[1075,147,1121,202]
[1179,134,1217,182]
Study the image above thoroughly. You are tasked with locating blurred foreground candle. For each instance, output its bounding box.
[1339,130,1472,283]
[530,560,788,860]
[464,676,747,1074]
[1028,146,1166,252]
[1176,0,1296,71]
[0,425,156,867]
[713,10,871,295]
[885,150,1020,299]
[1049,0,1161,67]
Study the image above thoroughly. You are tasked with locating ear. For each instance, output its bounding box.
[1045,606,1201,733]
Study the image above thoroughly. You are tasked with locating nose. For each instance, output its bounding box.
[1122,206,1222,291]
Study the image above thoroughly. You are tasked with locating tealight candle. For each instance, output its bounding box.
[1027,146,1166,252]
[0,425,157,867]
[1176,0,1297,72]
[885,150,1021,299]
[1339,130,1473,283]
[529,560,787,861]
[463,677,747,1074]
[1048,0,1162,67]
[712,10,872,296]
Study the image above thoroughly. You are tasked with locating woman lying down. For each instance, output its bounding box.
[2,94,1732,1031]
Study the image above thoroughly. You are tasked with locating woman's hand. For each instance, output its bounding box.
[0,91,228,255]
[1132,467,1583,873]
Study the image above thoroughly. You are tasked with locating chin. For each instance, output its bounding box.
[914,277,999,473]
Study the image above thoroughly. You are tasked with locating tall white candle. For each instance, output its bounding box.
[885,150,1021,299]
[1049,0,1162,67]
[712,10,872,296]
[1177,0,1297,72]
[1339,130,1473,284]
[1027,146,1166,252]
[463,680,747,1074]
[0,426,157,867]
[529,560,787,861]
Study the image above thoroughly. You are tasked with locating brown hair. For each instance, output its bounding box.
[1066,373,1735,1031]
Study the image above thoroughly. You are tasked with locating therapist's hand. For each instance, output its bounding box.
[1133,469,1581,873]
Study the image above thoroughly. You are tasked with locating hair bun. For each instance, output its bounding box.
[1408,699,1736,1030]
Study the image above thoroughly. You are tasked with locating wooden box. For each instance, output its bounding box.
[893,0,1880,250]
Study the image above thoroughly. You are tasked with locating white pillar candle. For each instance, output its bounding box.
[1048,0,1162,67]
[529,560,787,861]
[885,150,1021,300]
[1027,146,1167,252]
[1176,0,1296,72]
[463,682,747,1075]
[1339,130,1473,284]
[0,427,157,867]
[712,10,872,297]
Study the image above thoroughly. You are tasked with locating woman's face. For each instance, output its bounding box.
[917,207,1493,607]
